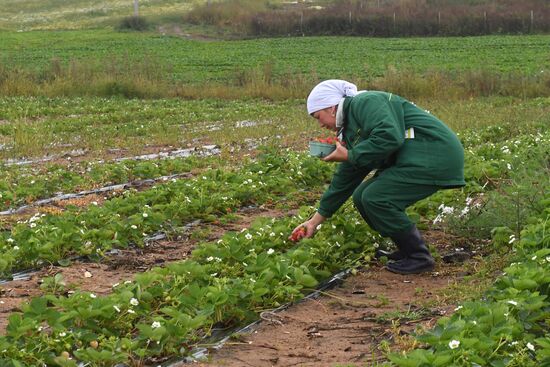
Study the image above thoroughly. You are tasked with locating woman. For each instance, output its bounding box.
[290,80,465,275]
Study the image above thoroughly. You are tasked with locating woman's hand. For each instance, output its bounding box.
[289,212,326,242]
[323,141,348,162]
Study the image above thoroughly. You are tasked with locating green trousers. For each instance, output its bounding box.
[352,175,439,238]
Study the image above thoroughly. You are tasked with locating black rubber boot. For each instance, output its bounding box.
[375,248,406,261]
[385,225,435,275]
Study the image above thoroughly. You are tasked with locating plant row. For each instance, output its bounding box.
[388,123,550,366]
[0,204,380,366]
[408,124,550,226]
[390,193,550,367]
[0,154,217,212]
[0,150,334,277]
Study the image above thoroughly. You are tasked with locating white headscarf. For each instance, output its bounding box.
[306,80,359,115]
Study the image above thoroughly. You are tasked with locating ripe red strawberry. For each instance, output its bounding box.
[316,136,341,145]
[290,226,307,242]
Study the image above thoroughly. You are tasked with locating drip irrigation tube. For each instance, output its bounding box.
[0,173,193,216]
[158,268,354,366]
[2,145,220,167]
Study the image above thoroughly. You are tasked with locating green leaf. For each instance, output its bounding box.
[297,274,318,288]
[57,258,72,267]
[432,353,453,367]
[512,278,538,290]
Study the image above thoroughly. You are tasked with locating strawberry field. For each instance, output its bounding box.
[0,23,549,367]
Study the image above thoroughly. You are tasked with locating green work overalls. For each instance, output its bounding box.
[317,91,465,237]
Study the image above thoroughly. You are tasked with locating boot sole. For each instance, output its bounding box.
[385,263,435,275]
[374,250,406,262]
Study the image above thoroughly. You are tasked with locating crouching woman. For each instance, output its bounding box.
[291,80,465,275]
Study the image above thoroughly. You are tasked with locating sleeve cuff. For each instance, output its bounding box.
[346,149,359,169]
[317,207,333,218]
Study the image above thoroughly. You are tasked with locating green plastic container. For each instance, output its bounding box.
[309,141,336,158]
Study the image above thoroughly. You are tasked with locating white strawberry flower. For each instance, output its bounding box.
[526,342,535,351]
[245,233,252,240]
[130,298,139,306]
[151,321,161,329]
[267,248,275,255]
[448,340,460,349]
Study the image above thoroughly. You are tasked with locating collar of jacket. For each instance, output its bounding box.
[337,97,353,140]
[335,97,346,128]
[340,96,355,127]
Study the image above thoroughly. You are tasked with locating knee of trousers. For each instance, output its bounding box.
[362,192,387,213]
[352,187,366,211]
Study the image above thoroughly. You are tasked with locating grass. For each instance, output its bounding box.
[0,0,198,30]
[430,251,514,307]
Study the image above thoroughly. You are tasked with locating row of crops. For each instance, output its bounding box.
[0,150,333,276]
[0,97,303,160]
[0,116,547,365]
[393,123,550,366]
[391,199,550,366]
[2,96,549,166]
[0,154,217,212]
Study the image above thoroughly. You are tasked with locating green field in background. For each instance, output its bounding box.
[2,31,548,84]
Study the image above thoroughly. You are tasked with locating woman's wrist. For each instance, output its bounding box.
[310,212,326,226]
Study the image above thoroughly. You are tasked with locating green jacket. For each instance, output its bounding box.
[318,91,465,218]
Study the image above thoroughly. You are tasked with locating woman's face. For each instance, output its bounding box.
[311,106,337,131]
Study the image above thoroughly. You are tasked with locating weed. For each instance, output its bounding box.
[375,294,390,308]
[39,273,66,295]
[117,16,150,32]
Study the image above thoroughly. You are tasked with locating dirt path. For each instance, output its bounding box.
[186,263,461,367]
